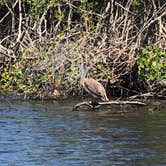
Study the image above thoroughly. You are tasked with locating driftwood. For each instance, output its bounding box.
[129,92,166,100]
[129,92,155,99]
[73,100,147,111]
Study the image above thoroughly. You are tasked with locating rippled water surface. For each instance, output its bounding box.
[0,99,166,166]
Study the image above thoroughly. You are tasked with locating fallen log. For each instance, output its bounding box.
[72,100,147,111]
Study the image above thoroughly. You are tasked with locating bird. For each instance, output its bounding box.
[80,62,109,103]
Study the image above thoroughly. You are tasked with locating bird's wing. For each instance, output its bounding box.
[83,78,106,98]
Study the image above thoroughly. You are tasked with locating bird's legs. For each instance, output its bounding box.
[90,100,100,109]
[72,100,101,111]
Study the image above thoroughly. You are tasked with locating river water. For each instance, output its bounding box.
[0,98,166,166]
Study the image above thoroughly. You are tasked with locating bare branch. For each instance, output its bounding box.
[0,0,18,25]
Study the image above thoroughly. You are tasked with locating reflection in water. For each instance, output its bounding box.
[0,99,166,166]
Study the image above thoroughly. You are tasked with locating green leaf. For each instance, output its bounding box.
[71,66,78,72]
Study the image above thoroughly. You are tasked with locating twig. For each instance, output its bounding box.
[3,0,16,32]
[99,100,147,106]
[128,4,166,47]
[129,92,155,99]
[115,1,136,16]
[0,0,18,23]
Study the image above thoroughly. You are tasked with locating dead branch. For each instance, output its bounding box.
[17,0,22,43]
[99,100,147,106]
[73,100,147,111]
[128,4,166,47]
[3,0,16,32]
[115,1,136,16]
[129,91,166,100]
[0,0,18,24]
[37,4,50,39]
[0,44,15,58]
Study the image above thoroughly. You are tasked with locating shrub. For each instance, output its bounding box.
[137,46,166,81]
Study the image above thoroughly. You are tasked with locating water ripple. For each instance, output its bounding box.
[0,100,166,166]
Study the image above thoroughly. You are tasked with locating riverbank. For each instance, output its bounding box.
[0,1,165,100]
[0,77,165,100]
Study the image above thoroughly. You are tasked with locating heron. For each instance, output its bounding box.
[80,62,109,106]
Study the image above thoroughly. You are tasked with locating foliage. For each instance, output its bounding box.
[137,46,166,81]
[0,0,165,98]
[0,49,55,98]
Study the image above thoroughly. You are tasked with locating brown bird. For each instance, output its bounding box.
[80,62,109,102]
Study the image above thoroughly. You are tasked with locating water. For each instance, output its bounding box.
[0,99,166,166]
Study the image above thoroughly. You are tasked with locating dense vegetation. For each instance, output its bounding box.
[0,0,165,99]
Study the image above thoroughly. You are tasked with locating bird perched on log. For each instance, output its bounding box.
[80,62,109,104]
